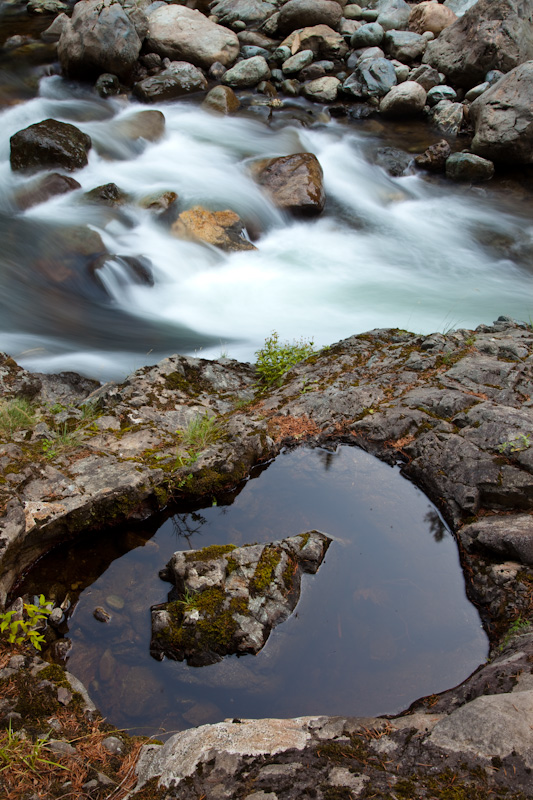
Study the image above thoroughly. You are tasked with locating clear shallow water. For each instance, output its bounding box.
[17,446,488,736]
[0,64,532,379]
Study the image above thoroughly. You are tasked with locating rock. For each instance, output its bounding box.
[240,45,271,59]
[10,119,91,173]
[210,0,276,26]
[384,30,427,63]
[374,146,412,176]
[27,0,67,14]
[430,100,463,135]
[409,63,441,90]
[414,139,452,172]
[93,607,111,623]
[349,21,384,48]
[423,0,533,89]
[409,1,457,35]
[459,515,533,566]
[379,81,426,116]
[222,55,271,87]
[426,84,457,105]
[171,206,256,252]
[250,152,325,216]
[278,0,343,35]
[94,73,120,98]
[295,23,348,58]
[133,62,208,102]
[202,85,241,113]
[40,13,68,43]
[342,56,397,98]
[150,532,331,665]
[464,81,489,101]
[301,75,340,101]
[392,59,410,82]
[282,49,314,75]
[14,172,81,210]
[145,5,240,69]
[102,736,125,755]
[112,110,166,143]
[58,0,142,82]
[299,62,327,81]
[281,77,301,95]
[85,183,127,206]
[139,191,178,214]
[445,152,495,182]
[470,61,533,164]
[374,0,411,31]
[444,0,478,14]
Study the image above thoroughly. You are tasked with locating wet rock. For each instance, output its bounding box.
[423,0,533,89]
[171,206,257,252]
[202,85,241,114]
[430,100,463,135]
[409,64,441,91]
[379,81,426,116]
[151,531,330,665]
[250,152,325,216]
[14,172,81,210]
[301,75,340,101]
[112,110,166,143]
[93,607,111,623]
[294,23,348,58]
[10,119,91,173]
[470,61,533,164]
[445,152,495,182]
[133,62,208,102]
[374,146,412,176]
[58,0,142,82]
[145,5,240,69]
[278,0,343,36]
[409,1,457,35]
[85,183,127,206]
[94,73,120,98]
[139,191,178,213]
[414,138,452,173]
[40,12,68,43]
[222,55,271,86]
[384,30,427,63]
[342,56,397,98]
[350,21,384,48]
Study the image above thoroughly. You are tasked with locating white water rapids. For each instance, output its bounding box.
[0,76,532,380]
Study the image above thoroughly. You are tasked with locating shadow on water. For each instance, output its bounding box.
[16,445,488,737]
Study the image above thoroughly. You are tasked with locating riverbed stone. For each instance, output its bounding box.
[379,80,426,116]
[58,0,142,82]
[445,152,495,182]
[171,206,256,252]
[295,23,349,58]
[145,4,240,69]
[10,119,91,173]
[14,172,81,210]
[426,84,457,105]
[222,55,271,87]
[430,99,463,135]
[133,62,208,102]
[250,152,325,216]
[301,75,340,101]
[210,0,277,27]
[409,63,441,90]
[342,57,397,98]
[414,138,452,172]
[278,0,343,36]
[409,1,457,35]
[374,0,411,30]
[202,85,241,114]
[350,21,384,47]
[384,30,427,62]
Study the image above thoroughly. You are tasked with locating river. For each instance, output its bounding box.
[0,6,532,382]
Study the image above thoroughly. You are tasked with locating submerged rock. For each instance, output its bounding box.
[150,531,331,665]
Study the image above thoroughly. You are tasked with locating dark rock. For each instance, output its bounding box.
[208,61,228,80]
[14,172,81,210]
[210,0,276,27]
[94,73,120,98]
[445,152,495,182]
[278,0,343,36]
[133,62,208,102]
[414,139,452,173]
[342,56,397,98]
[10,119,91,173]
[85,183,127,206]
[250,152,326,216]
[93,607,111,623]
[374,146,412,176]
[384,30,427,62]
[459,515,533,566]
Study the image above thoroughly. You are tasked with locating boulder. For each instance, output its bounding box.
[171,206,257,252]
[470,61,533,164]
[58,0,142,82]
[250,152,325,216]
[210,0,276,26]
[10,119,91,173]
[379,80,426,116]
[145,5,240,69]
[133,62,208,103]
[423,0,533,89]
[111,110,166,143]
[374,146,412,175]
[14,172,81,210]
[445,152,495,181]
[409,1,457,35]
[384,30,427,62]
[373,0,411,30]
[277,0,343,36]
[40,12,68,43]
[414,138,452,172]
[459,514,533,566]
[302,75,340,101]
[426,84,457,105]
[342,57,397,98]
[444,0,478,14]
[202,85,241,114]
[222,55,271,87]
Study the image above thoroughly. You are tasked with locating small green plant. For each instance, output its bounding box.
[178,412,221,453]
[498,433,531,454]
[175,588,199,611]
[0,398,36,436]
[42,423,82,459]
[0,721,67,775]
[255,331,315,390]
[0,594,53,651]
[500,616,530,649]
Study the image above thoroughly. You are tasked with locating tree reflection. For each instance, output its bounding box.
[171,512,207,549]
[425,510,448,542]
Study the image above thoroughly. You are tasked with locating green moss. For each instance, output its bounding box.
[38,664,71,689]
[321,787,354,800]
[164,371,198,395]
[185,544,237,563]
[226,556,239,574]
[250,546,281,595]
[154,486,169,508]
[299,532,311,548]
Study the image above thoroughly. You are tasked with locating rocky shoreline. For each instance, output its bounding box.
[0,316,532,798]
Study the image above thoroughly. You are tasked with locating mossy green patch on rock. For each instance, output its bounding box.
[250,545,281,595]
[184,544,237,563]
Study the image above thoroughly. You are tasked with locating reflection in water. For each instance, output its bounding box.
[17,446,488,736]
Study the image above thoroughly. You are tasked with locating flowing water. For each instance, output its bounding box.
[17,446,488,736]
[0,14,532,380]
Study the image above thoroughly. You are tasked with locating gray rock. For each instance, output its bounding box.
[409,64,441,90]
[423,0,533,89]
[58,0,142,82]
[240,45,271,60]
[430,100,464,135]
[40,12,68,43]
[444,0,478,14]
[10,119,91,173]
[375,0,411,31]
[349,22,384,48]
[281,49,314,75]
[94,73,120,98]
[485,68,504,85]
[384,30,427,62]
[145,5,240,69]
[133,62,208,102]
[278,0,343,36]
[374,146,412,176]
[222,55,271,87]
[445,152,494,182]
[464,81,489,101]
[426,84,457,105]
[380,80,426,116]
[343,56,397,98]
[459,515,533,565]
[280,78,301,95]
[210,0,276,27]
[302,75,340,101]
[470,61,533,164]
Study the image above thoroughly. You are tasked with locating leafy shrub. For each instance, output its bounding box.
[0,595,53,651]
[255,331,315,390]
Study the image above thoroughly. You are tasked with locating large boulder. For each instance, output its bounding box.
[470,61,533,163]
[370,0,411,31]
[10,119,91,173]
[445,152,495,181]
[250,152,325,216]
[384,30,427,62]
[423,0,533,89]
[409,1,457,35]
[133,62,208,102]
[277,0,343,35]
[58,0,142,82]
[145,5,240,69]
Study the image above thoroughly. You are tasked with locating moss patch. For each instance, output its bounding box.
[250,545,281,595]
[185,544,237,563]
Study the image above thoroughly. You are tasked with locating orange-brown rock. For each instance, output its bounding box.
[250,152,325,216]
[409,1,457,35]
[171,206,256,251]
